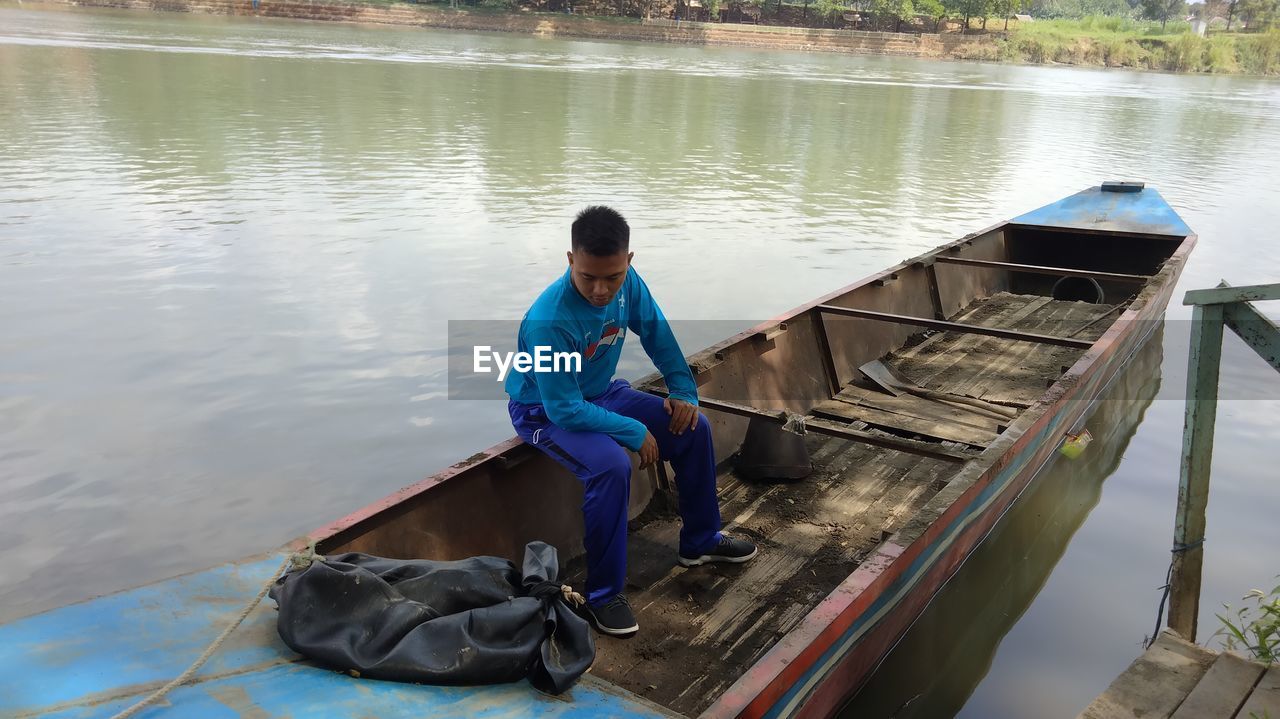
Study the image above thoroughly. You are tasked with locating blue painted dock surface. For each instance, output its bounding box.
[0,553,674,718]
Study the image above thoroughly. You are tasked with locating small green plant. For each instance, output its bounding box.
[1163,32,1206,71]
[1214,579,1280,664]
[1238,29,1280,75]
[1205,36,1240,73]
[1099,36,1143,65]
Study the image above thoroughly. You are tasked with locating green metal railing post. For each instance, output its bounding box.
[1167,281,1280,642]
[1168,302,1223,641]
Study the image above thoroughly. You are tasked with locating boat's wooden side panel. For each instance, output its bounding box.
[933,228,1011,318]
[1005,226,1182,304]
[323,449,585,561]
[318,442,665,565]
[819,264,941,393]
[315,439,657,562]
[682,313,833,463]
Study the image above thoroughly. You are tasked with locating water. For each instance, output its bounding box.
[1,5,1279,715]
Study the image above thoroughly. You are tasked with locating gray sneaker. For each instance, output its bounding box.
[583,594,639,636]
[678,535,759,567]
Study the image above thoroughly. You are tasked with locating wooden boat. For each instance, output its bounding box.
[1,183,1194,719]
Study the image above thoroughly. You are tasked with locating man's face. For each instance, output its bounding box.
[567,249,632,307]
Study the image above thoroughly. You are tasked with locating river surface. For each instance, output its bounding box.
[2,5,1278,716]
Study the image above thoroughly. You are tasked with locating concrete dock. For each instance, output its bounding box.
[1078,630,1278,719]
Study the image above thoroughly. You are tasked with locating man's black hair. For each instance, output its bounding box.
[571,206,630,256]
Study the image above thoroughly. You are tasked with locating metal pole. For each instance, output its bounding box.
[1168,302,1224,641]
[643,388,974,463]
[817,305,1095,349]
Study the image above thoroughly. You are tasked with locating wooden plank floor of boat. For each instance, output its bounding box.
[566,293,1117,716]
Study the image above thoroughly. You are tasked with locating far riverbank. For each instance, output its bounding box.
[15,0,984,59]
[21,0,1280,74]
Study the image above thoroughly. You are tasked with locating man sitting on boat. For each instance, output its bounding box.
[505,206,758,637]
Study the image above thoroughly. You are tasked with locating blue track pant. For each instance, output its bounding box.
[508,379,723,606]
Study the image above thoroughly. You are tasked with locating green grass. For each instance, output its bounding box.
[1238,29,1280,73]
[996,16,1280,74]
[1010,15,1191,42]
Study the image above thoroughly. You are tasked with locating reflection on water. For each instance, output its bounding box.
[843,327,1164,718]
[1,6,1279,717]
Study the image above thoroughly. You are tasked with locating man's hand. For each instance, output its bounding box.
[638,431,660,470]
[664,397,701,436]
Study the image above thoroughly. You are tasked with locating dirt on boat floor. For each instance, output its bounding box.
[563,293,1119,716]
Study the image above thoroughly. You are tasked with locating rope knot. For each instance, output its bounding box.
[528,580,585,608]
[560,584,586,608]
[782,411,808,436]
[289,539,322,572]
[1171,538,1205,553]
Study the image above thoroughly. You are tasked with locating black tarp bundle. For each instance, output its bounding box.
[269,541,594,694]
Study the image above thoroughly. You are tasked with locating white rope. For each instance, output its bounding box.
[559,584,586,608]
[108,550,306,719]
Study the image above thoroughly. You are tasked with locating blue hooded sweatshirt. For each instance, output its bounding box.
[504,267,698,451]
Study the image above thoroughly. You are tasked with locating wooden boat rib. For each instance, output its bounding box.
[0,183,1194,719]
